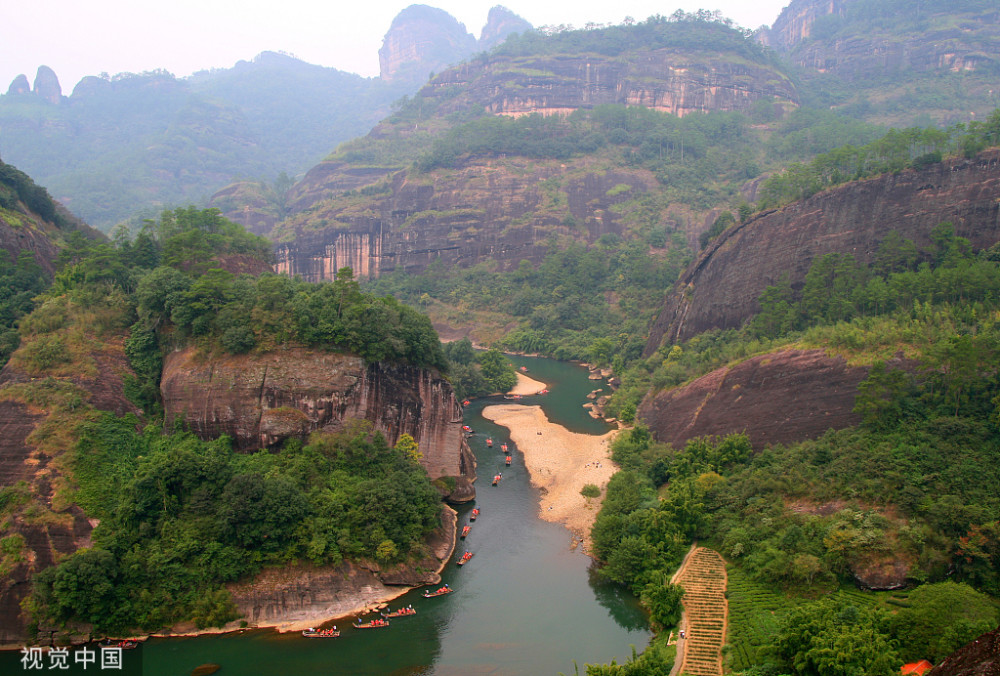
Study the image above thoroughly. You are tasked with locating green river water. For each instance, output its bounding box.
[7,357,649,676]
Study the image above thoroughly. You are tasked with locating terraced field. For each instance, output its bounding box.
[674,547,728,676]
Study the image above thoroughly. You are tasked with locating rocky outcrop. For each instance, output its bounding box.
[379,5,477,85]
[928,626,1000,676]
[160,347,475,501]
[759,0,1000,82]
[478,5,532,51]
[228,505,456,627]
[638,349,866,451]
[70,75,111,99]
[6,74,30,96]
[422,46,798,120]
[272,160,659,280]
[32,66,62,105]
[757,0,846,51]
[645,149,1000,352]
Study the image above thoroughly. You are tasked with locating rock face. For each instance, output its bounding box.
[928,626,1000,676]
[227,505,456,627]
[645,149,1000,352]
[422,46,798,120]
[758,0,1000,81]
[32,66,62,105]
[758,0,847,51]
[379,5,477,85]
[272,160,659,281]
[638,349,866,451]
[160,347,475,501]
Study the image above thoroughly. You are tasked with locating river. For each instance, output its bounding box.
[37,357,649,676]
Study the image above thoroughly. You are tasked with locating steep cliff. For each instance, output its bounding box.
[637,349,866,451]
[645,149,1000,352]
[271,159,660,281]
[423,46,797,120]
[757,0,847,52]
[160,346,476,501]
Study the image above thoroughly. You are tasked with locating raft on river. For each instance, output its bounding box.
[461,524,470,539]
[457,551,474,566]
[302,627,339,638]
[422,585,453,598]
[353,618,389,629]
[382,605,416,618]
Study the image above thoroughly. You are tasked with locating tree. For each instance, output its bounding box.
[395,433,422,462]
[478,348,517,392]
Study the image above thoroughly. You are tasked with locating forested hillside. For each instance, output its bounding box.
[0,55,409,229]
[0,207,467,642]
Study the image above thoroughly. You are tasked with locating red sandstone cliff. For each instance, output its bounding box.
[272,160,661,281]
[638,348,866,451]
[160,346,476,501]
[645,149,1000,352]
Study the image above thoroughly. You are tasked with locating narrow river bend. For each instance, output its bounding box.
[141,356,650,675]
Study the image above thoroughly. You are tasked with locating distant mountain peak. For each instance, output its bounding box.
[378,4,477,84]
[32,65,62,104]
[6,74,30,96]
[479,5,533,50]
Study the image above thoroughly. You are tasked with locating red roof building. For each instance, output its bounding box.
[903,661,934,676]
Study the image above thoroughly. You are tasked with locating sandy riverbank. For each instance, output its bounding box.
[481,404,616,552]
[507,371,547,395]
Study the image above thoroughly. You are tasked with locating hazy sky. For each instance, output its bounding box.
[1,1,792,93]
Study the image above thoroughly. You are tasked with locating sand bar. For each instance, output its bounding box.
[481,404,616,551]
[507,371,547,395]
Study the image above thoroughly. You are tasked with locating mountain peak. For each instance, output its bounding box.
[6,74,30,96]
[479,5,533,50]
[378,4,477,84]
[32,65,62,104]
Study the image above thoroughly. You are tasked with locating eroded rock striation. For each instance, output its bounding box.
[424,47,798,120]
[161,346,475,501]
[272,161,659,281]
[645,149,1000,352]
[637,348,866,451]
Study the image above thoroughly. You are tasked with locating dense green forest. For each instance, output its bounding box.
[0,207,468,635]
[492,11,779,66]
[584,227,1000,673]
[0,160,89,369]
[26,417,440,633]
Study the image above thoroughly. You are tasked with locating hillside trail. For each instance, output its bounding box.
[669,545,728,676]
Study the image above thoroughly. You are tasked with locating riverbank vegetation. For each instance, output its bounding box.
[27,418,441,634]
[5,208,454,636]
[587,228,1000,673]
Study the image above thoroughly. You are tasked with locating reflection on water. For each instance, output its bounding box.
[588,562,650,632]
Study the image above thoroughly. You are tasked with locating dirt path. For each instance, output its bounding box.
[671,547,728,676]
